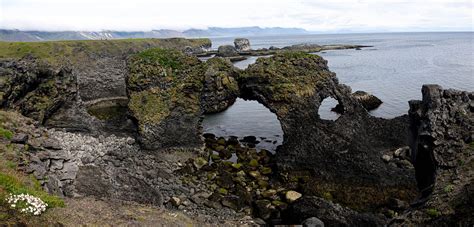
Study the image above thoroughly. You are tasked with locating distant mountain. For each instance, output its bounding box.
[0,27,310,42]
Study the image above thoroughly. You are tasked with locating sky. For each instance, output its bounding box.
[0,0,472,32]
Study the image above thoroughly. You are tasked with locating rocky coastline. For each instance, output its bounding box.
[0,37,472,226]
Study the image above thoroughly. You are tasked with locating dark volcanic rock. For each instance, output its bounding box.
[201,58,240,113]
[286,196,386,226]
[353,90,382,111]
[217,45,239,57]
[234,38,251,52]
[0,57,77,124]
[126,48,204,150]
[333,90,382,113]
[239,52,416,210]
[393,85,473,226]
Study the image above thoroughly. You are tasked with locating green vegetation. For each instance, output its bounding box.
[0,127,13,140]
[127,48,203,127]
[241,51,334,117]
[444,184,454,193]
[0,110,64,223]
[426,208,440,218]
[0,38,211,65]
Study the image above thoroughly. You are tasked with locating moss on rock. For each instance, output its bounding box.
[126,48,204,150]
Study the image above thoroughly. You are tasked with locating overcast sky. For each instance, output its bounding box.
[0,0,472,32]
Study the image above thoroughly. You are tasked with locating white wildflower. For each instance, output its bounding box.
[5,193,48,216]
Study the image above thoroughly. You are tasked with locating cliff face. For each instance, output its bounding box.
[393,85,473,225]
[0,38,211,134]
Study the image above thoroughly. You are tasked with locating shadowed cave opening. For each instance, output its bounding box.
[202,98,284,152]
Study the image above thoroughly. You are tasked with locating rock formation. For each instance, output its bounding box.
[0,57,76,124]
[239,52,416,210]
[201,58,240,113]
[217,45,239,57]
[126,48,204,150]
[234,38,251,52]
[391,85,473,225]
[333,90,383,112]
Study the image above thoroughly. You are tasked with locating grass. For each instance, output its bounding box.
[0,38,211,65]
[0,110,64,223]
[0,127,13,140]
[426,208,440,218]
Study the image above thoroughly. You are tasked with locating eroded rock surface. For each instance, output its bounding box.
[239,52,416,210]
[217,45,239,57]
[201,58,240,113]
[391,85,473,225]
[126,48,204,150]
[0,57,76,124]
[234,38,251,52]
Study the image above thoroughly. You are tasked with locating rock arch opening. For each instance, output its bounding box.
[202,98,284,152]
[318,97,341,121]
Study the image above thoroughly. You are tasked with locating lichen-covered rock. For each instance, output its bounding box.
[0,57,77,124]
[333,90,382,112]
[201,58,240,113]
[353,90,382,111]
[240,52,416,211]
[393,85,473,225]
[126,48,204,150]
[217,45,239,57]
[234,38,251,52]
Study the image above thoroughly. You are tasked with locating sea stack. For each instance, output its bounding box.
[234,38,251,51]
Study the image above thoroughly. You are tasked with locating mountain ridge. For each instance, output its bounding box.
[0,27,310,42]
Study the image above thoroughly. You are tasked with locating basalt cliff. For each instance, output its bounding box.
[0,38,472,226]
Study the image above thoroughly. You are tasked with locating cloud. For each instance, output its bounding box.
[0,0,472,31]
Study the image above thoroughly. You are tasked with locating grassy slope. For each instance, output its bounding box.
[0,111,64,225]
[0,38,211,65]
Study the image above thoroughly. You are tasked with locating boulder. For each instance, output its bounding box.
[11,133,28,144]
[352,90,382,111]
[285,190,302,202]
[286,196,386,226]
[302,217,325,227]
[234,38,251,52]
[217,45,239,57]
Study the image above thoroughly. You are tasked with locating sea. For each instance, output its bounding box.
[202,32,474,150]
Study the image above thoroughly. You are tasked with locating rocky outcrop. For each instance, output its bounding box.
[201,58,240,113]
[333,90,382,113]
[391,85,473,225]
[217,45,239,57]
[285,196,386,226]
[0,57,77,124]
[239,52,416,211]
[0,38,211,134]
[126,48,204,150]
[352,90,383,111]
[234,38,251,52]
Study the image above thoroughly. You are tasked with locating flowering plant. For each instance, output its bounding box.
[6,193,48,215]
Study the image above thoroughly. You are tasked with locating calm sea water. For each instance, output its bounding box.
[203,32,474,149]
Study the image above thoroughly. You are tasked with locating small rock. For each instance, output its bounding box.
[302,217,325,227]
[11,133,29,144]
[382,154,392,163]
[193,157,208,169]
[285,190,302,202]
[170,197,181,206]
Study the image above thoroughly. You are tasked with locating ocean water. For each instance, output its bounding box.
[202,32,474,148]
